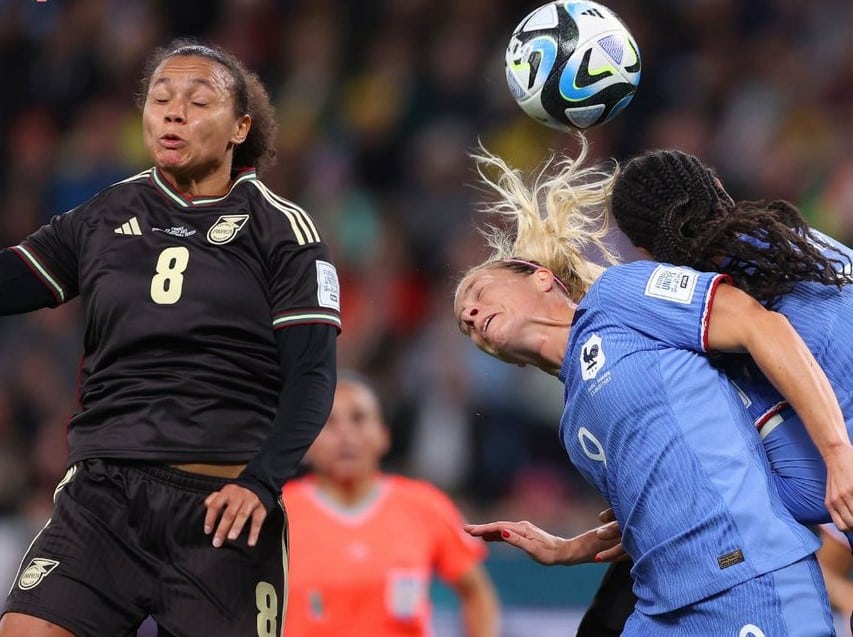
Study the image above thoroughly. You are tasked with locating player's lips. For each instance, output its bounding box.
[159,134,185,149]
[482,314,496,335]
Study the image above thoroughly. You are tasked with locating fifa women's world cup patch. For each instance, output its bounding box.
[315,260,340,311]
[644,265,698,304]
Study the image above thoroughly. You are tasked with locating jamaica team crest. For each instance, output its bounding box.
[18,558,59,590]
[207,214,249,245]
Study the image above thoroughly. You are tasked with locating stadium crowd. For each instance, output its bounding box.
[0,0,850,625]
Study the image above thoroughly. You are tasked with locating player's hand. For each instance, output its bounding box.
[599,507,616,523]
[464,520,622,566]
[204,483,267,548]
[464,520,567,565]
[594,521,629,562]
[823,444,853,531]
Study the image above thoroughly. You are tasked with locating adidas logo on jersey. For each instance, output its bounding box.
[114,217,142,236]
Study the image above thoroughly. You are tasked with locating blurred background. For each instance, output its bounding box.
[0,0,850,634]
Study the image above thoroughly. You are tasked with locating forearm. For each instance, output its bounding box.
[456,567,500,637]
[236,324,337,510]
[747,311,849,457]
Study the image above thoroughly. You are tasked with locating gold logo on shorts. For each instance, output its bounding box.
[18,558,59,590]
[717,549,745,570]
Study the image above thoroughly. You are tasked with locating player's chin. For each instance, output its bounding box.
[155,150,190,172]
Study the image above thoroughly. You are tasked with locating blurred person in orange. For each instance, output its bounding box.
[0,39,340,637]
[282,372,500,637]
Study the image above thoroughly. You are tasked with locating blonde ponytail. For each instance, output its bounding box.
[466,133,619,301]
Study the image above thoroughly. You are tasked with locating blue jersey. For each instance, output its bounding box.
[559,261,818,614]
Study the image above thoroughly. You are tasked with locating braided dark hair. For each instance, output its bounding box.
[611,150,851,305]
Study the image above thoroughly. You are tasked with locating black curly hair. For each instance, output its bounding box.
[611,149,851,305]
[137,38,278,177]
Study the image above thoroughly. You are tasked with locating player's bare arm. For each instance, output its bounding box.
[707,282,853,530]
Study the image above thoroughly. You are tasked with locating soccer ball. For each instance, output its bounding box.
[505,1,641,131]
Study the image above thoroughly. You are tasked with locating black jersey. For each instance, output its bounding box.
[12,167,341,464]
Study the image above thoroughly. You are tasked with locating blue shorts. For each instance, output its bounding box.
[623,555,835,636]
[762,408,829,525]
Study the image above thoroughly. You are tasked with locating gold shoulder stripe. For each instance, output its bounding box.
[251,181,320,244]
[262,185,320,243]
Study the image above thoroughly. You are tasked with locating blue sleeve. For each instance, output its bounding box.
[598,262,730,352]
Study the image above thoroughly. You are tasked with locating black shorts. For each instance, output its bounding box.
[576,560,636,637]
[3,459,287,637]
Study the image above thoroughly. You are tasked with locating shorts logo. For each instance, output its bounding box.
[207,214,249,245]
[18,558,59,590]
[580,334,605,380]
[644,265,698,304]
[717,548,744,569]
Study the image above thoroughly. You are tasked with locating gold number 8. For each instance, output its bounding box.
[150,246,190,305]
[255,581,278,637]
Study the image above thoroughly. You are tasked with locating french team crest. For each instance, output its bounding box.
[18,558,59,590]
[207,214,249,245]
[580,333,605,381]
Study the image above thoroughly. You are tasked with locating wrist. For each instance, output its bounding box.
[822,440,853,460]
[555,535,580,566]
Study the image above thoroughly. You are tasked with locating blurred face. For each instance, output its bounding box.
[307,381,390,483]
[142,55,250,180]
[454,266,547,364]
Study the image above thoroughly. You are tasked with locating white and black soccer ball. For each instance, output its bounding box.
[505,0,641,131]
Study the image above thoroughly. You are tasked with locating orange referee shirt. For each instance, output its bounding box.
[282,474,487,636]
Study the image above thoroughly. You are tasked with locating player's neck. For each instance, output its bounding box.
[315,473,381,509]
[158,164,233,198]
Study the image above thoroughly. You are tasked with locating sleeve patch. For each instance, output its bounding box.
[644,265,698,304]
[316,260,340,311]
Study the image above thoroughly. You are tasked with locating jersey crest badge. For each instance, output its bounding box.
[207,214,249,245]
[580,333,605,380]
[18,558,59,590]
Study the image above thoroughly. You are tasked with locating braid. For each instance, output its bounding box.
[612,150,852,305]
[688,199,851,304]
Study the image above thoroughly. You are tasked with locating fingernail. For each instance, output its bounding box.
[501,529,511,539]
[213,537,222,548]
[594,555,602,562]
[204,526,211,534]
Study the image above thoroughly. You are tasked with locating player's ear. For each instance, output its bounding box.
[231,114,251,145]
[533,267,556,291]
